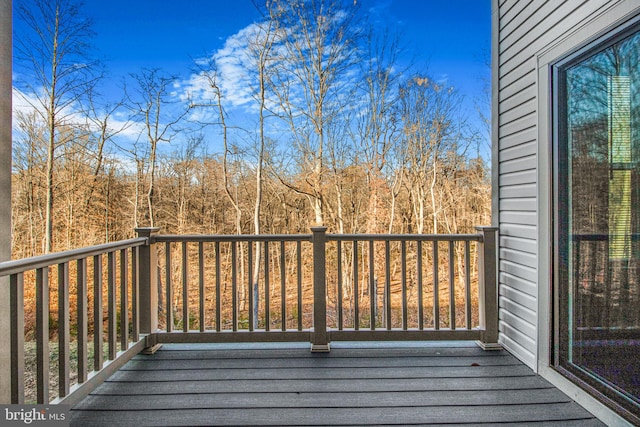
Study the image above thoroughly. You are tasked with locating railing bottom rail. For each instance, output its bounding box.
[329,329,483,342]
[152,331,311,345]
[145,328,486,347]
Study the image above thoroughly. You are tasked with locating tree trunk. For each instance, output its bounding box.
[430,161,438,234]
[147,140,157,227]
[45,114,55,253]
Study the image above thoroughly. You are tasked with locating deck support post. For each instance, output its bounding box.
[476,226,501,350]
[0,0,12,404]
[136,227,162,354]
[311,226,330,352]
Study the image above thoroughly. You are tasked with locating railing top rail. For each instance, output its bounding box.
[153,234,313,243]
[153,232,483,244]
[0,237,148,277]
[327,233,483,242]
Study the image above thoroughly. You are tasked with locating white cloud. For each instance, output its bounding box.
[179,12,363,138]
[12,88,38,127]
[12,86,143,149]
[181,21,289,117]
[437,74,450,86]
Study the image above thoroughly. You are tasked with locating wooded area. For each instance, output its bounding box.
[11,0,490,260]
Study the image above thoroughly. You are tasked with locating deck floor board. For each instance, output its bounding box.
[70,342,605,426]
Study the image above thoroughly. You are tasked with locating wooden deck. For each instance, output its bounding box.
[70,342,605,426]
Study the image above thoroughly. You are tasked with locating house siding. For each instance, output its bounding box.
[495,0,621,368]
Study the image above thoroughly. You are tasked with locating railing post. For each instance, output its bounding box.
[311,226,330,352]
[136,227,161,354]
[476,226,501,350]
[0,0,12,405]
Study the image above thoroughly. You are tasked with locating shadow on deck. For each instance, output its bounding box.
[70,341,604,426]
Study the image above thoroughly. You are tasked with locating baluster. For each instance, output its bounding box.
[401,241,408,331]
[465,241,472,330]
[337,240,343,330]
[77,259,88,383]
[58,262,70,397]
[10,273,24,404]
[385,241,391,330]
[120,249,129,350]
[93,255,103,371]
[215,241,221,332]
[131,248,139,342]
[353,240,359,330]
[248,242,254,331]
[108,251,117,360]
[417,241,424,331]
[297,241,303,331]
[449,241,456,330]
[182,242,189,332]
[433,242,440,330]
[36,267,49,403]
[264,241,270,331]
[280,241,286,331]
[369,240,375,330]
[231,241,237,332]
[199,242,205,332]
[166,242,173,332]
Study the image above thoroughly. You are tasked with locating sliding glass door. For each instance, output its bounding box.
[554,22,640,419]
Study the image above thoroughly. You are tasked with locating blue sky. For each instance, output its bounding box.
[86,0,490,108]
[13,0,491,154]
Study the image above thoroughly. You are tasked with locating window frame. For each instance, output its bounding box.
[551,15,640,422]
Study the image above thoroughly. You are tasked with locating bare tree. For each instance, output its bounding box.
[190,57,255,320]
[190,60,244,234]
[127,68,190,227]
[82,91,130,215]
[353,28,404,234]
[243,18,282,327]
[156,135,203,234]
[397,76,465,234]
[14,0,101,252]
[266,0,362,226]
[12,111,47,256]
